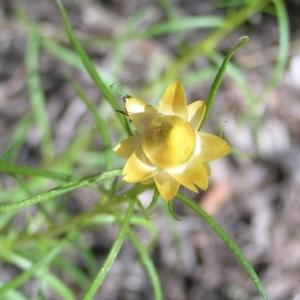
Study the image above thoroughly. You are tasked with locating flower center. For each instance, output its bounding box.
[142,115,196,169]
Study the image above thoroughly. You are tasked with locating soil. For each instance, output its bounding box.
[1,0,300,299]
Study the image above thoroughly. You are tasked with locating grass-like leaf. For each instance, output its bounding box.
[0,170,121,212]
[260,0,289,99]
[140,16,224,38]
[82,200,135,300]
[25,27,54,162]
[177,193,268,300]
[0,283,27,300]
[2,114,33,162]
[52,257,90,288]
[200,36,249,129]
[0,242,72,298]
[144,188,160,217]
[41,37,85,71]
[56,0,129,135]
[66,76,113,171]
[127,228,162,300]
[137,1,267,101]
[167,200,181,221]
[0,161,74,181]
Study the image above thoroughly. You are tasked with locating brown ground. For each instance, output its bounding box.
[1,0,300,299]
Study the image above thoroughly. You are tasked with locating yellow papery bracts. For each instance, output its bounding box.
[142,115,196,169]
[114,81,230,201]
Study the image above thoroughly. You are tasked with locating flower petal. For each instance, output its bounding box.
[168,157,208,192]
[141,177,154,185]
[157,81,188,119]
[154,171,180,201]
[125,98,155,114]
[167,165,198,193]
[130,111,157,134]
[187,101,206,130]
[123,145,158,182]
[202,162,211,176]
[197,132,230,161]
[114,131,141,158]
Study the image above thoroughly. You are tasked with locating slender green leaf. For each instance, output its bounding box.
[128,228,162,300]
[208,51,255,106]
[1,248,76,300]
[141,16,224,37]
[56,0,129,135]
[0,161,74,181]
[52,257,90,288]
[82,200,135,300]
[177,193,268,300]
[179,65,218,85]
[167,200,181,221]
[67,75,113,171]
[144,188,160,217]
[76,241,100,278]
[41,37,114,83]
[260,0,289,99]
[200,36,249,129]
[41,37,85,70]
[3,114,33,162]
[208,51,259,127]
[25,27,54,161]
[0,281,27,300]
[0,249,63,296]
[43,274,75,300]
[139,1,266,97]
[0,170,121,212]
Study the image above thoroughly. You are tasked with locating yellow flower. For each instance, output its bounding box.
[114,81,230,201]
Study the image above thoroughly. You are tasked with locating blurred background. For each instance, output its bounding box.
[0,0,300,299]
